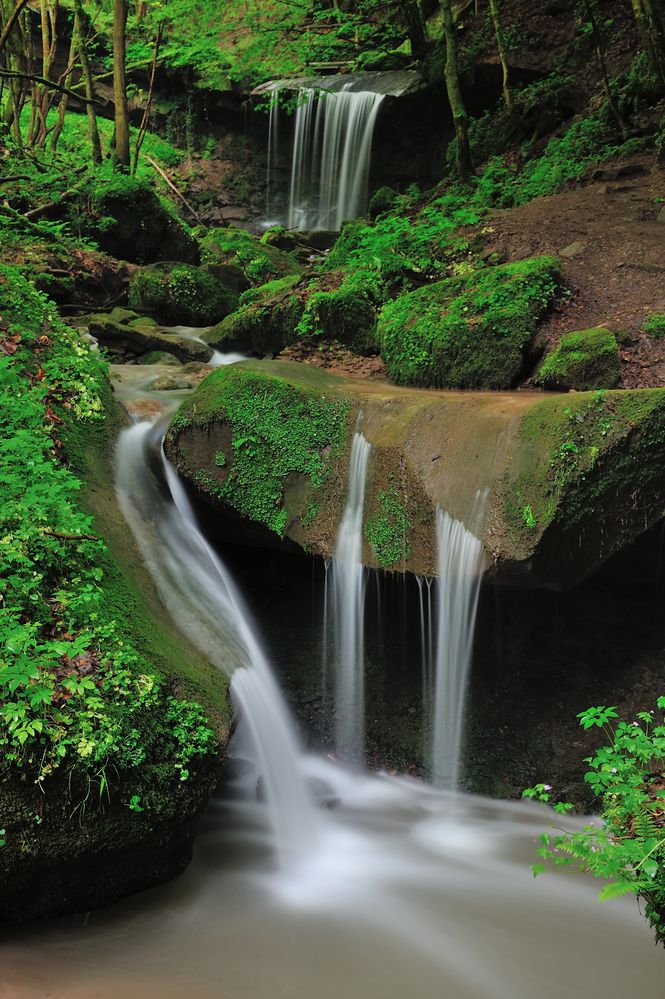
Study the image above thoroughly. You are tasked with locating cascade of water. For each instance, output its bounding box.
[327,432,371,764]
[265,89,280,218]
[430,498,487,790]
[115,420,318,866]
[287,87,385,231]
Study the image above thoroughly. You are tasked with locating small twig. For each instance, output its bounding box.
[40,528,99,542]
[144,155,205,225]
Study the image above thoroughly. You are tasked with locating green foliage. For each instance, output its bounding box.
[170,367,350,534]
[295,270,385,354]
[524,697,665,945]
[128,263,238,325]
[0,266,217,790]
[538,327,620,391]
[365,487,411,567]
[200,228,302,286]
[378,256,560,389]
[643,313,665,338]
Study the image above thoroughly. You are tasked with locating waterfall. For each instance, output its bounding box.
[115,420,318,867]
[430,499,487,790]
[327,432,372,764]
[287,87,385,231]
[265,89,280,219]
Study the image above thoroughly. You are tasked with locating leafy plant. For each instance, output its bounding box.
[524,698,665,944]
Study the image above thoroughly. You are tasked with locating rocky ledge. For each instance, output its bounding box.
[164,360,665,589]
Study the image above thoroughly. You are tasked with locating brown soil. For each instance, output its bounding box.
[277,338,389,380]
[483,153,665,389]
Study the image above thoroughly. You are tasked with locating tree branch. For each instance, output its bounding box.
[0,69,102,104]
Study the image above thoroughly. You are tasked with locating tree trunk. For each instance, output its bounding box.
[488,0,512,111]
[113,0,130,167]
[73,0,102,164]
[581,0,626,134]
[133,20,164,174]
[49,27,76,154]
[631,0,665,88]
[399,0,428,61]
[440,0,473,182]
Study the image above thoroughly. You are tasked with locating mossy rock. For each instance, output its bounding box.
[643,313,665,338]
[295,270,384,355]
[378,256,561,389]
[110,306,141,324]
[260,225,297,252]
[73,174,198,265]
[537,327,620,391]
[88,315,212,363]
[369,186,398,220]
[128,262,239,326]
[165,362,350,537]
[199,227,302,287]
[139,350,181,365]
[204,274,303,354]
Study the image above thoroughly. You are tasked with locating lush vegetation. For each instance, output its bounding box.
[365,487,412,568]
[168,366,350,535]
[525,700,665,943]
[0,266,217,800]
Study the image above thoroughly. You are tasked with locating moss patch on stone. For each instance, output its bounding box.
[204,274,303,353]
[167,365,350,535]
[200,227,302,286]
[128,262,238,326]
[365,486,412,567]
[378,256,561,389]
[295,270,385,355]
[537,327,620,391]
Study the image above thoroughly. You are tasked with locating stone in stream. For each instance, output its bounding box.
[87,315,212,364]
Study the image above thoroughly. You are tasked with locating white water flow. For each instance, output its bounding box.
[115,420,318,867]
[288,87,385,230]
[431,499,487,789]
[329,432,372,764]
[265,89,280,218]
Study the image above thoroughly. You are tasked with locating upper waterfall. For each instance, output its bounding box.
[255,72,424,231]
[288,86,385,230]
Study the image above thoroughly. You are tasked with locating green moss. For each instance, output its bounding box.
[295,270,385,354]
[128,263,238,326]
[168,366,350,535]
[537,327,620,391]
[73,169,197,264]
[368,186,398,220]
[378,256,561,389]
[505,388,665,541]
[206,274,303,353]
[365,487,412,567]
[200,227,302,286]
[643,313,665,338]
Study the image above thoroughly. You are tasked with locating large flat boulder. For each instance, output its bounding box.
[165,360,665,588]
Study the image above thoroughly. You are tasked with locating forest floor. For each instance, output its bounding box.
[483,152,665,389]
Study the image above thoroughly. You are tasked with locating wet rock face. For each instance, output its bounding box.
[165,359,665,589]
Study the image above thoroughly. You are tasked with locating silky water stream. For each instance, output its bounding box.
[0,392,663,997]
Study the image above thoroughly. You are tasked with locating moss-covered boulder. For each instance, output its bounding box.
[165,360,665,588]
[199,227,302,287]
[128,262,239,326]
[369,185,398,220]
[295,270,384,354]
[378,256,561,389]
[87,315,212,363]
[204,274,303,354]
[73,173,198,265]
[165,363,350,538]
[537,327,620,390]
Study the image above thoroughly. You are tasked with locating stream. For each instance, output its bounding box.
[1,362,663,997]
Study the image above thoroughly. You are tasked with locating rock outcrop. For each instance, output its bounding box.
[165,359,665,588]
